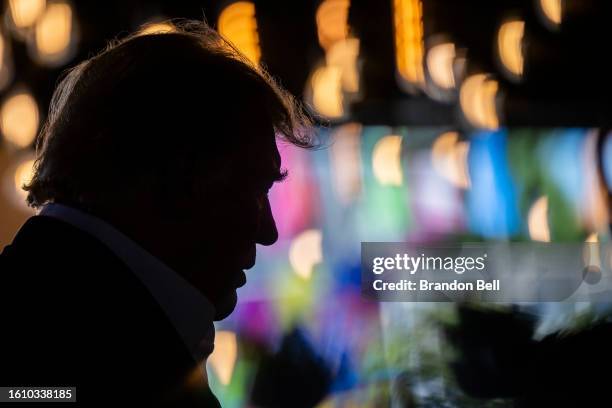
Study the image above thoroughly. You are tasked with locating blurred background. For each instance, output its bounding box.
[1,0,611,406]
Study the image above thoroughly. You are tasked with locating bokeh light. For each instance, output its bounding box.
[497,19,525,79]
[460,74,499,129]
[218,1,261,65]
[426,41,456,90]
[13,158,34,199]
[582,233,601,274]
[0,90,39,148]
[32,1,75,66]
[372,135,403,186]
[207,330,237,386]
[586,233,598,243]
[326,38,360,93]
[2,152,36,212]
[584,232,599,244]
[431,131,470,189]
[581,130,609,231]
[528,196,550,242]
[316,0,350,51]
[538,0,562,28]
[7,0,46,29]
[393,0,425,87]
[311,65,343,118]
[289,229,323,279]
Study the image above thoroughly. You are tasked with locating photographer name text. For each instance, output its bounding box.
[372,279,500,292]
[370,253,499,293]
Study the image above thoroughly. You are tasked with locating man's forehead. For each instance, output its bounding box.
[221,110,282,178]
[271,142,281,169]
[231,130,281,177]
[258,138,282,179]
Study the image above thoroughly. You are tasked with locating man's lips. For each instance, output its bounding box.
[235,250,255,288]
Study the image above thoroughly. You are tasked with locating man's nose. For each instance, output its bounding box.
[257,197,278,246]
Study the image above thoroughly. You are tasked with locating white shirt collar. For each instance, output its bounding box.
[39,203,216,362]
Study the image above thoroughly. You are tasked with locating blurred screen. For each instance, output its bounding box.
[206,126,610,407]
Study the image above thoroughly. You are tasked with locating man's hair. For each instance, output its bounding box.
[25,20,313,209]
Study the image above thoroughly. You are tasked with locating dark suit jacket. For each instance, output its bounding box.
[0,216,221,407]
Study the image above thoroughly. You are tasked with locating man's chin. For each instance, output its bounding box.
[212,290,238,321]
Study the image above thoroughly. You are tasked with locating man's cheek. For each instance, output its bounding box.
[221,209,259,235]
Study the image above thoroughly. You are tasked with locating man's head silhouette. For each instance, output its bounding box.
[24,20,313,320]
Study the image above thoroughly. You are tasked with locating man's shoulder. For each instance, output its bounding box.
[0,215,181,331]
[0,216,202,402]
[0,216,160,333]
[1,216,137,317]
[2,215,119,268]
